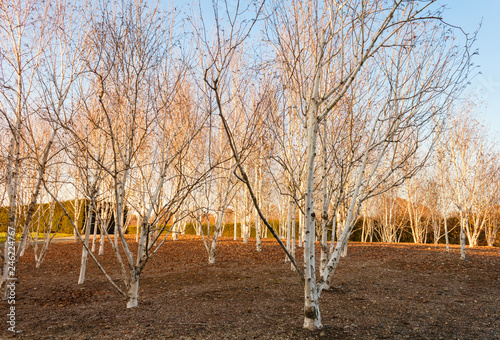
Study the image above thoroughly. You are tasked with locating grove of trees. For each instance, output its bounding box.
[1,0,498,331]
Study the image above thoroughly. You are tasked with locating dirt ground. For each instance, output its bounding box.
[2,235,499,339]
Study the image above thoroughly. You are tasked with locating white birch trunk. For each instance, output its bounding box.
[443,212,449,252]
[303,100,322,329]
[233,207,237,240]
[460,211,467,261]
[78,200,94,284]
[127,274,140,308]
[255,161,262,252]
[298,210,302,247]
[285,199,292,263]
[208,173,233,263]
[74,195,80,242]
[320,123,329,274]
[99,231,105,255]
[128,216,148,308]
[91,223,98,252]
[1,119,22,292]
[195,220,201,236]
[127,223,144,308]
[243,196,250,244]
[243,222,248,243]
[91,202,100,252]
[172,224,178,241]
[99,204,108,256]
[485,218,499,247]
[329,210,337,255]
[291,203,296,270]
[208,209,225,264]
[172,215,178,241]
[136,215,140,242]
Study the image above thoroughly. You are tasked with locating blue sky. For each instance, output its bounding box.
[173,0,500,135]
[440,1,500,135]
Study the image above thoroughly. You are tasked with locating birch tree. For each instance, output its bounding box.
[406,173,430,244]
[262,0,471,329]
[195,0,304,275]
[372,186,406,243]
[446,108,499,253]
[45,0,209,308]
[0,0,72,293]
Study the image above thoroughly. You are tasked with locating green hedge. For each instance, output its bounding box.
[0,200,85,234]
[180,220,284,238]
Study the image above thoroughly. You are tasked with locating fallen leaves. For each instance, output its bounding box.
[9,237,500,339]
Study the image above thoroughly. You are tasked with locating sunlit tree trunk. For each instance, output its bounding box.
[285,199,292,263]
[78,198,95,284]
[255,156,262,252]
[291,202,296,270]
[303,92,322,329]
[233,202,238,240]
[459,210,467,261]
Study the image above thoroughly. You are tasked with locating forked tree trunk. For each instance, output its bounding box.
[485,220,499,247]
[208,178,232,264]
[18,131,55,258]
[127,217,149,308]
[34,202,56,268]
[468,214,487,248]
